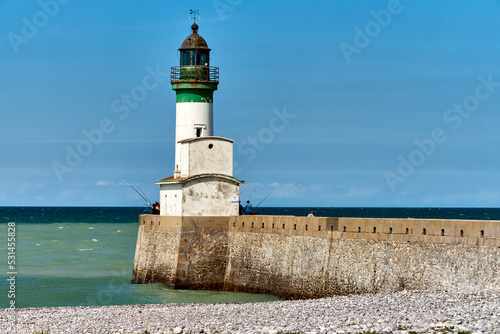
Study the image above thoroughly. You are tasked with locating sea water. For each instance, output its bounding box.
[0,207,281,309]
[1,206,499,309]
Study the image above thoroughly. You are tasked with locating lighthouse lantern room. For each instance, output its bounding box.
[155,22,242,217]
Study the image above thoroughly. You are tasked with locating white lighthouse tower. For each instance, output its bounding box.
[156,22,242,216]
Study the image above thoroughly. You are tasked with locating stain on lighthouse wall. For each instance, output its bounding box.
[182,177,239,216]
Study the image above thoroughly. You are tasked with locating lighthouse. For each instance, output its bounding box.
[155,22,243,216]
[172,22,216,170]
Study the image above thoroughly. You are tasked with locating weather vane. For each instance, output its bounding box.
[190,8,200,24]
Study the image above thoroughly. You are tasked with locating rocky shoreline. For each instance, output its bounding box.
[2,290,499,334]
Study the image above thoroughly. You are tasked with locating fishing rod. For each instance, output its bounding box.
[244,185,263,202]
[239,185,250,197]
[122,180,152,207]
[137,187,151,205]
[255,194,271,208]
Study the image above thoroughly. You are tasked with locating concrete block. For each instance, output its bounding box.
[490,221,499,238]
[465,237,478,246]
[441,220,452,236]
[293,218,304,231]
[378,233,389,241]
[424,223,436,236]
[317,231,330,238]
[365,233,375,241]
[213,216,230,228]
[177,254,188,263]
[330,231,343,240]
[308,219,320,231]
[363,219,374,233]
[429,236,439,244]
[377,219,390,234]
[477,238,485,247]
[305,230,315,237]
[325,217,339,231]
[345,232,357,240]
[478,221,489,238]
[341,218,359,233]
[339,218,352,232]
[389,220,403,234]
[461,221,475,238]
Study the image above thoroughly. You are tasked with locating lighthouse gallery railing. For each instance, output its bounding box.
[171,66,219,83]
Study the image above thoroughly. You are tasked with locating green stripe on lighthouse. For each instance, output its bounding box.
[172,81,218,103]
[176,90,214,103]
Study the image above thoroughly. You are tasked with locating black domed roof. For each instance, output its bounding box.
[179,23,210,50]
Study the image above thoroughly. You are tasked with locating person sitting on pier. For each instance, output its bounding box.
[152,202,160,215]
[244,201,253,215]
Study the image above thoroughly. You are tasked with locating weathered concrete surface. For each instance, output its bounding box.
[133,215,500,299]
[132,215,229,290]
[131,215,181,285]
[181,177,239,217]
[158,176,240,217]
[179,137,234,177]
[224,233,499,299]
[174,216,229,289]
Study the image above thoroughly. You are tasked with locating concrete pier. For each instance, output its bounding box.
[132,215,500,299]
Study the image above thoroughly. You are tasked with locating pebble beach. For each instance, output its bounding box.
[2,290,499,334]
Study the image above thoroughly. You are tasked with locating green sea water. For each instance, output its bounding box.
[0,207,281,308]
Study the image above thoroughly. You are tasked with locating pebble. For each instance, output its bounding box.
[1,290,500,333]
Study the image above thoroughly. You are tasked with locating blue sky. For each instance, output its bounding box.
[1,0,500,207]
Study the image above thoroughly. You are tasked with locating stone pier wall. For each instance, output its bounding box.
[132,215,500,299]
[132,215,229,290]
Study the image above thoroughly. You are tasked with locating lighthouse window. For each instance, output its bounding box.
[181,51,209,66]
[208,144,214,149]
[200,52,209,66]
[194,124,205,137]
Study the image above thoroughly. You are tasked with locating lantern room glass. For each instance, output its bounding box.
[181,50,210,66]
